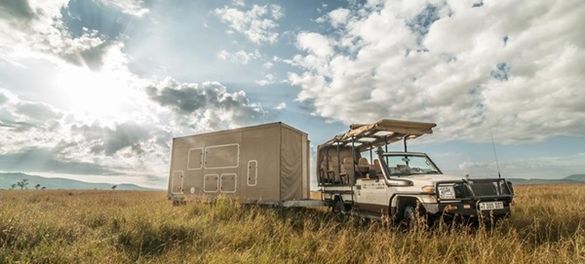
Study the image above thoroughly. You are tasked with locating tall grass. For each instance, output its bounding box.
[1,185,584,263]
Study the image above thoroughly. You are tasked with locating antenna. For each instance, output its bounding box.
[489,128,501,178]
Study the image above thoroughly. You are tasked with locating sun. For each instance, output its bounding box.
[55,64,137,122]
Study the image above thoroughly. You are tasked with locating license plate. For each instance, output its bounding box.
[479,201,504,211]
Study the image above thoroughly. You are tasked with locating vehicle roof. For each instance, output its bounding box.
[319,119,436,151]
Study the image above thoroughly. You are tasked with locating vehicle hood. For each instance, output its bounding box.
[400,174,464,185]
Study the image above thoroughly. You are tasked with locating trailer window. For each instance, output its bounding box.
[220,173,237,193]
[203,174,219,193]
[187,148,203,170]
[247,160,258,186]
[204,144,240,169]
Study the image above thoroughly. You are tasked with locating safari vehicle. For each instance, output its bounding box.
[317,119,514,226]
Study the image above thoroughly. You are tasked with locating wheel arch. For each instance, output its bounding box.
[389,194,425,220]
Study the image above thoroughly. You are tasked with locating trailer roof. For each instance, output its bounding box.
[320,119,436,151]
[173,121,307,140]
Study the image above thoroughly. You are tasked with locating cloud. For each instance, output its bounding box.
[255,74,275,86]
[262,61,273,69]
[289,0,585,143]
[0,0,147,70]
[0,91,7,105]
[0,88,171,184]
[217,49,260,64]
[15,102,63,122]
[328,8,351,28]
[71,122,152,156]
[274,102,287,110]
[146,77,267,130]
[296,32,333,57]
[215,3,283,44]
[0,89,62,132]
[99,0,149,17]
[0,0,36,20]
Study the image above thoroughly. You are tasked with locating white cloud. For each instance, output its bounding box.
[0,0,149,70]
[296,32,333,58]
[328,8,351,28]
[289,0,585,143]
[215,4,284,44]
[99,0,149,17]
[217,49,260,64]
[255,74,275,86]
[274,102,287,110]
[263,61,273,69]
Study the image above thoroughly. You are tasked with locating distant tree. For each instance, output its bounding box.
[16,179,29,190]
[34,184,41,190]
[10,184,16,190]
[41,187,47,190]
[111,185,117,190]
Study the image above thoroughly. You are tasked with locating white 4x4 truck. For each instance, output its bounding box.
[317,119,514,226]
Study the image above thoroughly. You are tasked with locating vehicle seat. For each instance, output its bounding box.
[341,157,355,184]
[357,158,370,176]
[328,156,341,184]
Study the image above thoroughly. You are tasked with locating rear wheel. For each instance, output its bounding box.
[332,198,345,214]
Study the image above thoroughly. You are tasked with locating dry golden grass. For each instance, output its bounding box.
[1,185,584,263]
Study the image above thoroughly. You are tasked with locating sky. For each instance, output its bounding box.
[0,0,584,188]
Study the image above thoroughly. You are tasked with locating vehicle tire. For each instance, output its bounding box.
[401,204,428,230]
[401,204,417,229]
[332,197,346,214]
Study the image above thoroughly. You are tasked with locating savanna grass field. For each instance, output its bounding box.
[1,185,584,263]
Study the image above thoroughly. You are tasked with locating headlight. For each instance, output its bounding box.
[437,186,456,199]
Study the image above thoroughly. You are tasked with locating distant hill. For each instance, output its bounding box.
[0,172,156,191]
[508,174,585,185]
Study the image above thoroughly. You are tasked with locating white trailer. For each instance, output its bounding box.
[167,122,312,205]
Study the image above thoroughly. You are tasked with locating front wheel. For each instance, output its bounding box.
[400,204,432,229]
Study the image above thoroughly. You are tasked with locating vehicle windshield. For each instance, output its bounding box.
[383,154,440,176]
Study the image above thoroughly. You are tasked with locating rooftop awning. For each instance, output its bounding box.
[320,119,436,151]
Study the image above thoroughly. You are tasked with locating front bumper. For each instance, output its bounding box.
[423,199,512,218]
[422,178,514,217]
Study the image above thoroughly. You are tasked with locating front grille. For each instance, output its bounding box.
[470,182,498,196]
[468,180,512,196]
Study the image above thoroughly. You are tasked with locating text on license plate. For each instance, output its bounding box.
[479,201,504,211]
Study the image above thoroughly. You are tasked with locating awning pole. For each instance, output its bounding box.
[369,143,373,162]
[403,136,408,152]
[384,136,388,153]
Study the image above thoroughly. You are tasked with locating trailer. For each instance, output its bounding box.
[167,122,312,206]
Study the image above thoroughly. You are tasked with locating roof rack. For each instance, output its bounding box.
[320,119,436,151]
